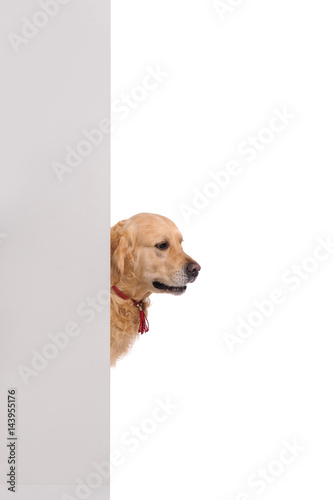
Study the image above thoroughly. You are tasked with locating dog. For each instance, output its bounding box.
[111,213,200,365]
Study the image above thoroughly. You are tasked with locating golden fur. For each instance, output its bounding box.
[111,213,200,366]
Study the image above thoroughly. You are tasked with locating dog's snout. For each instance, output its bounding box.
[186,261,201,278]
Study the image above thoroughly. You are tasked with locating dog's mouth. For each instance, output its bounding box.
[152,281,187,295]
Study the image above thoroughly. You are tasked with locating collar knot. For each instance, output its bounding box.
[112,286,149,335]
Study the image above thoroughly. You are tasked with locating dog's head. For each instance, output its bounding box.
[111,213,200,296]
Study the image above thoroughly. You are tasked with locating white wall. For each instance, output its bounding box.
[111,1,333,499]
[0,2,110,499]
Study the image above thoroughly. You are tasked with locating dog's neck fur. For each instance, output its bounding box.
[110,282,151,366]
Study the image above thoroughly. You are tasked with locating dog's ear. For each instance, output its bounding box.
[111,220,133,283]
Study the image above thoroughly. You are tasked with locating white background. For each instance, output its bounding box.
[111,1,333,499]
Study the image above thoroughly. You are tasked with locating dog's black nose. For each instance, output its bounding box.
[186,261,201,277]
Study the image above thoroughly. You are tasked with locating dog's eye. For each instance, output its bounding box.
[155,242,168,250]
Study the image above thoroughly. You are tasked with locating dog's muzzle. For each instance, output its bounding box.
[152,261,201,295]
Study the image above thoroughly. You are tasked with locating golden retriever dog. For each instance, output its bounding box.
[111,213,200,366]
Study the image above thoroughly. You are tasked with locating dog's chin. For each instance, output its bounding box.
[152,281,187,295]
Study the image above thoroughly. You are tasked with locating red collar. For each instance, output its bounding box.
[112,285,149,335]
